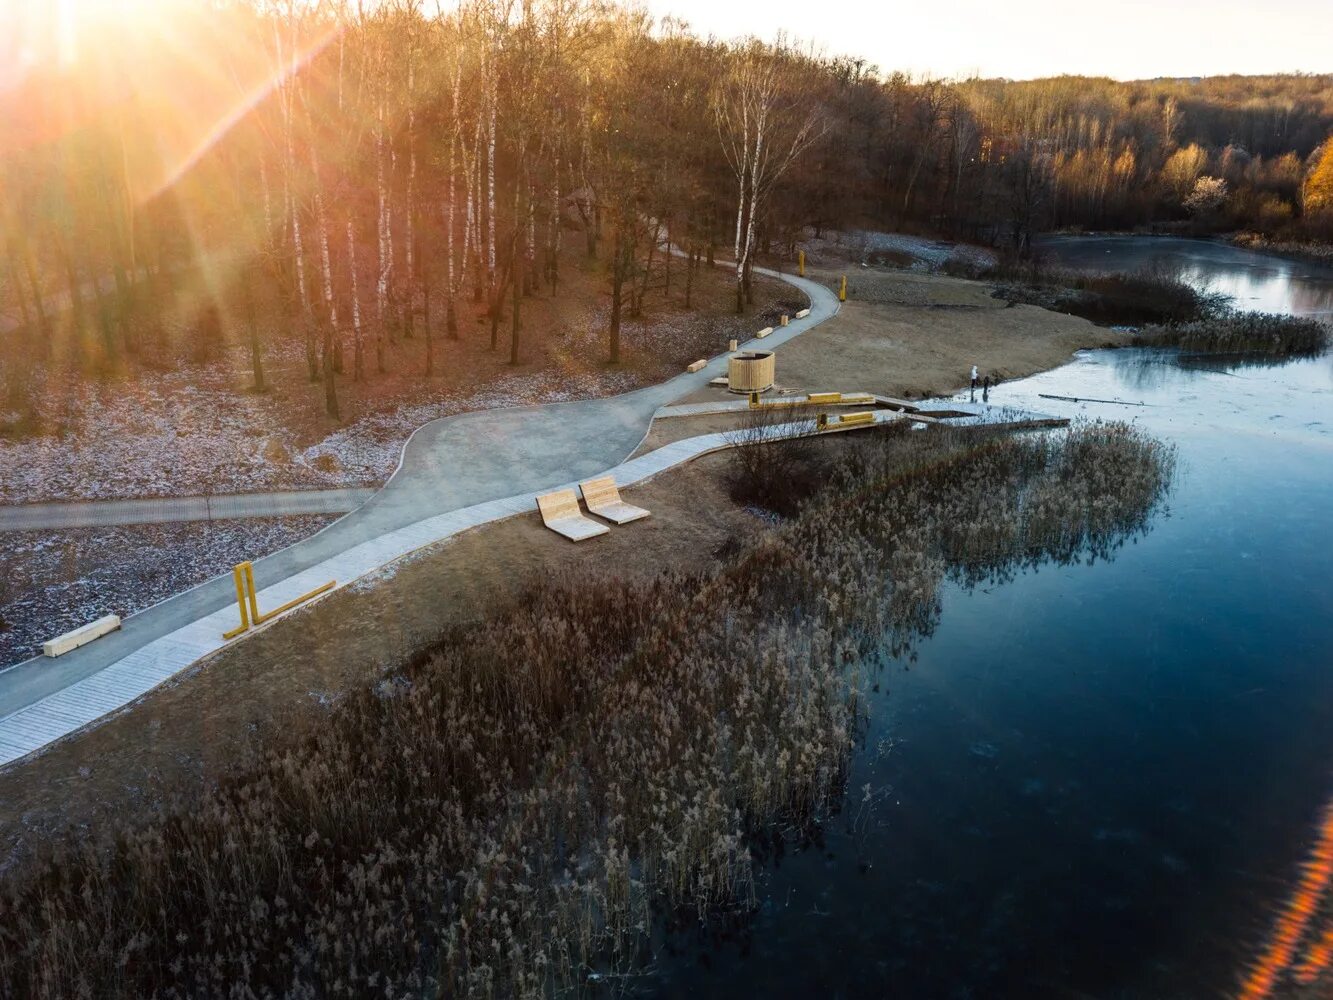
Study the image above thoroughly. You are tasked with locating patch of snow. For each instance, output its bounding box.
[0,515,336,669]
[800,228,997,274]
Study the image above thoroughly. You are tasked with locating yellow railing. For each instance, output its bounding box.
[222,561,336,640]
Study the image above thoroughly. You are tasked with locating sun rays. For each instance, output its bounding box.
[1238,797,1333,999]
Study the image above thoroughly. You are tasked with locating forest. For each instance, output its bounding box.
[2,0,1332,417]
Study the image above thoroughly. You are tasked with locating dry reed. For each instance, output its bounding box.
[0,421,1174,998]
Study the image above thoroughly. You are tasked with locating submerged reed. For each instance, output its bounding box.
[0,421,1174,998]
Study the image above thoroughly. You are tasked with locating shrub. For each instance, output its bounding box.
[993,264,1227,327]
[1136,312,1329,358]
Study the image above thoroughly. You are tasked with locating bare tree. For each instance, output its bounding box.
[714,44,822,313]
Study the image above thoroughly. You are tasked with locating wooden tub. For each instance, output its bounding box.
[727,350,776,394]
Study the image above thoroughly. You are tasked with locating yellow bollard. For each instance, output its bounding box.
[223,563,252,640]
[798,250,806,277]
[749,390,760,408]
[839,275,848,302]
[222,559,335,639]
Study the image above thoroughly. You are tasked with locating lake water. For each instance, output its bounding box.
[656,240,1333,998]
[1037,234,1333,319]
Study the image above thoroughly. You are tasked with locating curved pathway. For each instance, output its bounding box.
[0,267,840,766]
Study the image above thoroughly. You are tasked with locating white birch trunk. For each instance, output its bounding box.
[347,215,363,378]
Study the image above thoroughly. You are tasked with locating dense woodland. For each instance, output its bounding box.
[2,0,1332,417]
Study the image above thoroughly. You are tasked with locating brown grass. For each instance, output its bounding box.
[0,421,1174,999]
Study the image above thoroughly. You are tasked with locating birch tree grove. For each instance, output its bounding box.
[5,1,1328,423]
[714,45,823,313]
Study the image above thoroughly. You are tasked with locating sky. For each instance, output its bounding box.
[641,0,1333,81]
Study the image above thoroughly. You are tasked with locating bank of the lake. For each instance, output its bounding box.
[658,236,1333,998]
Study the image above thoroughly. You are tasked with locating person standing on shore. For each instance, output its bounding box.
[970,365,979,399]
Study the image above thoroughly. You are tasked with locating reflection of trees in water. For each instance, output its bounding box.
[1043,238,1333,318]
[1287,280,1333,318]
[1111,337,1329,391]
[789,421,1177,660]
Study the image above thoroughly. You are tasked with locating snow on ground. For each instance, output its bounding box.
[0,307,787,506]
[0,360,646,506]
[800,228,998,274]
[0,515,335,669]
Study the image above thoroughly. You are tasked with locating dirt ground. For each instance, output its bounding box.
[783,266,1131,399]
[0,456,761,868]
[635,267,1129,453]
[0,263,1127,870]
[0,250,798,504]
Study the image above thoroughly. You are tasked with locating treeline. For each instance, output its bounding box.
[2,1,1331,417]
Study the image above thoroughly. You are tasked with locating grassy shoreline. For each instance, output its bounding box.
[0,421,1175,998]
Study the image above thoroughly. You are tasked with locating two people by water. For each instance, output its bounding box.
[970,365,995,401]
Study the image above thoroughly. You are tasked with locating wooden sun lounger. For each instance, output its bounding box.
[579,476,651,525]
[536,489,609,541]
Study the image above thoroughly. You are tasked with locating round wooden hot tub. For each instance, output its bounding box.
[727,350,776,394]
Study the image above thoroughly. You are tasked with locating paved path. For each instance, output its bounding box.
[0,407,927,768]
[0,265,841,766]
[0,489,376,531]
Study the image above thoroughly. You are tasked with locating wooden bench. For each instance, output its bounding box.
[795,308,811,319]
[755,326,774,339]
[837,411,876,427]
[579,476,651,525]
[840,392,875,405]
[808,391,842,405]
[686,359,708,373]
[43,614,121,657]
[536,489,609,541]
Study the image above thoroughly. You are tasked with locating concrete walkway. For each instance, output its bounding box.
[0,489,376,531]
[0,265,840,766]
[0,407,926,768]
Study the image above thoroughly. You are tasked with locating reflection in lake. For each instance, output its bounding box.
[1036,235,1333,319]
[655,249,1333,997]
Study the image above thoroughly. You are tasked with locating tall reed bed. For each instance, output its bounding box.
[0,422,1174,998]
[990,264,1228,326]
[1135,312,1329,358]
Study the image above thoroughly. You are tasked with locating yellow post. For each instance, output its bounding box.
[817,412,829,430]
[222,559,335,639]
[223,563,252,640]
[241,561,259,623]
[749,390,760,408]
[839,275,848,302]
[798,250,806,277]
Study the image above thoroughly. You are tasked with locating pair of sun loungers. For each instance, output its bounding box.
[535,476,651,542]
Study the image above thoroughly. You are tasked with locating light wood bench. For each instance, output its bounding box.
[808,391,842,405]
[838,411,876,427]
[536,489,609,541]
[579,476,651,525]
[755,326,774,339]
[795,308,811,319]
[686,359,707,373]
[840,392,875,405]
[43,614,121,657]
